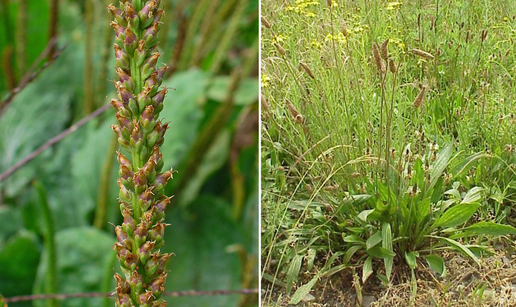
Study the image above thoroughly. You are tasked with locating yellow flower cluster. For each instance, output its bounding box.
[389,37,405,50]
[261,74,271,88]
[325,32,346,44]
[285,0,320,17]
[386,1,402,10]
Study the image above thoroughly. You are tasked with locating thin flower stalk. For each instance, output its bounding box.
[109,1,172,306]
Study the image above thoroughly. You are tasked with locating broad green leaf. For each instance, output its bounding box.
[163,197,245,307]
[433,236,480,266]
[161,69,209,170]
[71,119,117,228]
[424,255,446,277]
[178,129,231,206]
[432,203,479,229]
[358,209,374,222]
[286,255,303,294]
[0,207,23,248]
[33,227,115,307]
[343,245,362,264]
[306,249,316,270]
[366,231,382,250]
[343,234,364,244]
[405,251,419,270]
[321,263,348,278]
[452,152,492,178]
[0,45,83,196]
[207,76,259,105]
[381,223,393,281]
[289,275,319,305]
[429,142,453,189]
[0,231,41,306]
[461,187,484,204]
[463,222,516,236]
[367,246,396,258]
[362,256,373,283]
[416,198,431,225]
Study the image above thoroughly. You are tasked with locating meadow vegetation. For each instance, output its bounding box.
[261,0,516,305]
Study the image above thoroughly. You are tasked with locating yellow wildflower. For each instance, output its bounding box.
[261,74,271,88]
[386,1,402,10]
[325,32,347,44]
[310,40,322,49]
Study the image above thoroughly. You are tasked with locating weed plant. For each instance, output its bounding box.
[261,0,516,303]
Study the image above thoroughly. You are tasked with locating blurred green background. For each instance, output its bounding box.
[0,0,259,306]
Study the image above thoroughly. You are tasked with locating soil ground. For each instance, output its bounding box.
[262,243,516,307]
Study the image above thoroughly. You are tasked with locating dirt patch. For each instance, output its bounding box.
[262,245,516,307]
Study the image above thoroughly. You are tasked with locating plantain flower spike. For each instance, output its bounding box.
[109,1,172,306]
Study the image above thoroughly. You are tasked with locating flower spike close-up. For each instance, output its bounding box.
[109,1,172,306]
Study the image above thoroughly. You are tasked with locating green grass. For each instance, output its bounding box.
[261,0,516,305]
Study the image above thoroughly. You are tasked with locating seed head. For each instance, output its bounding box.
[413,86,427,108]
[380,38,389,60]
[411,48,435,60]
[372,43,385,73]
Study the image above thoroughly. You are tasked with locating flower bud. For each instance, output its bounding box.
[111,22,126,40]
[149,273,167,296]
[118,179,132,202]
[155,196,171,218]
[124,27,138,54]
[153,9,164,23]
[125,252,138,271]
[116,292,132,307]
[122,208,136,233]
[138,87,153,113]
[143,22,159,48]
[116,114,132,131]
[114,44,130,70]
[114,273,130,294]
[151,88,167,114]
[135,221,148,247]
[141,53,160,80]
[139,291,155,306]
[125,3,139,29]
[147,222,166,246]
[116,82,134,103]
[116,68,135,92]
[139,187,154,211]
[139,1,157,28]
[139,241,155,263]
[130,271,144,294]
[150,146,164,172]
[134,40,147,67]
[153,170,173,198]
[134,168,148,191]
[142,157,156,178]
[108,5,126,26]
[141,105,156,133]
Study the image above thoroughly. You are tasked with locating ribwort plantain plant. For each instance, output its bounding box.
[109,1,172,306]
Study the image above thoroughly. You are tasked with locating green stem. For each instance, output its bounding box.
[83,0,94,115]
[33,181,59,307]
[15,0,28,76]
[177,0,213,70]
[209,0,249,74]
